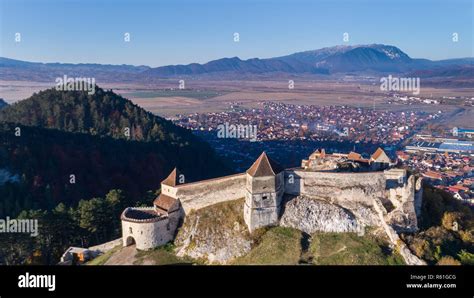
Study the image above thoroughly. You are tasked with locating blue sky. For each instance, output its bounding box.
[0,0,472,67]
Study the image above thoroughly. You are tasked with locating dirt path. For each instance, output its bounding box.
[327,245,347,257]
[104,245,137,265]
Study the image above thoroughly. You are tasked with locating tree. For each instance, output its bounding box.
[77,198,109,245]
[105,189,126,236]
[457,250,474,265]
[441,212,463,231]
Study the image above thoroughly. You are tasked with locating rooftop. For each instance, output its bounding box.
[121,207,166,222]
[162,168,184,187]
[153,194,179,212]
[246,152,284,177]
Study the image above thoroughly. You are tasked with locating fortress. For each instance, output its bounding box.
[121,148,424,263]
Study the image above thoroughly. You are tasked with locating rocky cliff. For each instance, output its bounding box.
[174,198,252,264]
[280,195,360,234]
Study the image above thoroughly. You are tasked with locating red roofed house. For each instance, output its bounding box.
[371,148,391,170]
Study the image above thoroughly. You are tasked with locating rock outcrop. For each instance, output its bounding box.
[174,199,252,264]
[280,196,359,233]
[385,175,419,232]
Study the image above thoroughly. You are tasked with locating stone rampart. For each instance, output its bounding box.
[176,173,246,213]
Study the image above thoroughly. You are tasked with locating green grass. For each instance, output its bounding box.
[133,243,194,265]
[233,227,303,265]
[85,245,122,265]
[310,232,405,265]
[127,90,227,100]
[87,229,406,266]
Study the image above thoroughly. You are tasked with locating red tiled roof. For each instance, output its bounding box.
[449,184,469,192]
[153,194,179,212]
[371,147,386,160]
[422,171,443,180]
[247,152,283,177]
[347,152,362,161]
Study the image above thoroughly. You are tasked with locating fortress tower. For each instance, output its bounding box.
[120,168,183,250]
[244,152,284,232]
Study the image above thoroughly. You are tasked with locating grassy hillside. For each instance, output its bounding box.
[233,227,302,265]
[133,244,194,265]
[86,245,122,265]
[87,197,406,266]
[96,227,404,265]
[310,232,405,265]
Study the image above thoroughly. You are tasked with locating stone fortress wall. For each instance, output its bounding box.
[171,167,420,232]
[174,169,415,217]
[285,170,386,200]
[173,173,246,213]
[284,168,420,231]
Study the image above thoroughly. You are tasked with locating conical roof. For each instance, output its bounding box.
[246,152,283,177]
[161,168,183,186]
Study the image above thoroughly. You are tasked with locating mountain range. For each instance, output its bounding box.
[1,44,472,82]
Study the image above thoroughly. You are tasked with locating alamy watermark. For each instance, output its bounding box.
[217,122,257,141]
[55,75,96,95]
[380,75,420,95]
[0,216,38,237]
[18,272,55,292]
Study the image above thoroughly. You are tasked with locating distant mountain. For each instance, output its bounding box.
[0,57,149,82]
[1,45,473,81]
[143,44,473,76]
[273,44,413,72]
[0,87,231,217]
[408,65,474,78]
[142,56,329,77]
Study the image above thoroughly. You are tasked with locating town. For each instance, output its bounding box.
[173,101,438,144]
[172,102,473,206]
[399,133,474,205]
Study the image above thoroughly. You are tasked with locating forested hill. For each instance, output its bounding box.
[0,87,187,143]
[0,88,231,217]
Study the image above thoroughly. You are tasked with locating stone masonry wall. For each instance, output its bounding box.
[284,170,387,227]
[121,209,180,250]
[176,174,246,213]
[285,170,386,201]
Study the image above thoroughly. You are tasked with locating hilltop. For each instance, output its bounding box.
[0,86,189,143]
[0,87,231,217]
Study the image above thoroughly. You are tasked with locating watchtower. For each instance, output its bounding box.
[244,152,284,232]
